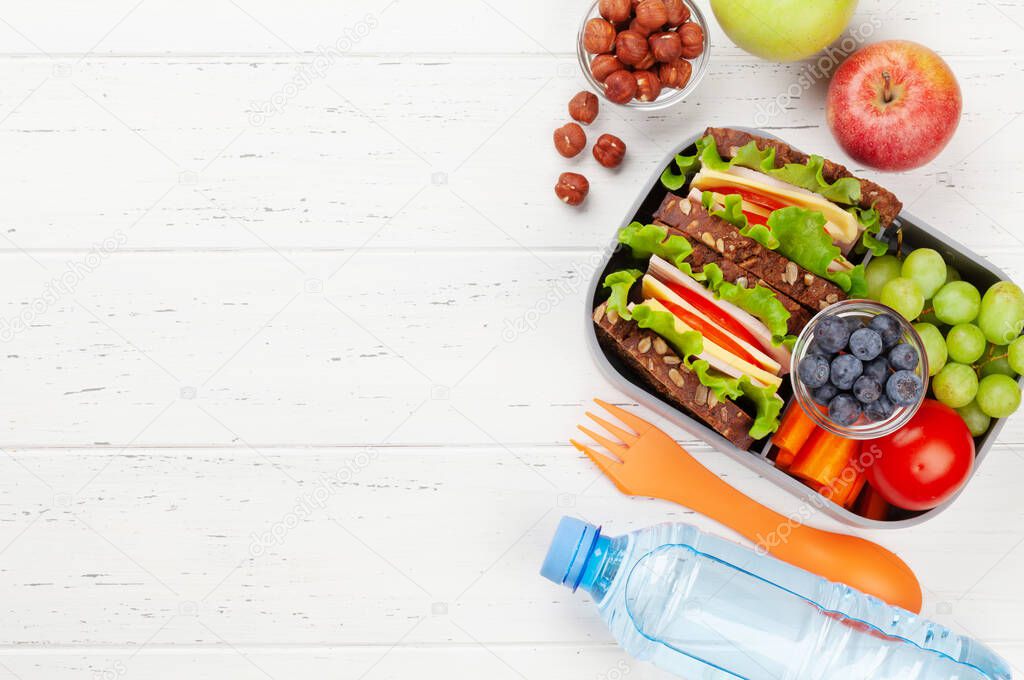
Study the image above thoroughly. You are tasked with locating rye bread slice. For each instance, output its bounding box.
[654,193,847,312]
[593,301,755,450]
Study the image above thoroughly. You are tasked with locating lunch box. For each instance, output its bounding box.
[586,126,1017,528]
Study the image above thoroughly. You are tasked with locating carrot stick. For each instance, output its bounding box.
[824,466,868,509]
[774,447,796,469]
[857,486,891,521]
[788,427,858,487]
[771,404,818,459]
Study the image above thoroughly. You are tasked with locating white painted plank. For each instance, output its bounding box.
[0,0,1018,58]
[3,644,1023,680]
[0,647,661,680]
[1,251,1022,448]
[1,445,1021,653]
[0,55,1019,253]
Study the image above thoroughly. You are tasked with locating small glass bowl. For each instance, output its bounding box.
[790,300,929,440]
[576,0,710,111]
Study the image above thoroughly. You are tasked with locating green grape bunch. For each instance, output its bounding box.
[866,247,1024,430]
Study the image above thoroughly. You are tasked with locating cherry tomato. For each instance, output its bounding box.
[865,400,974,511]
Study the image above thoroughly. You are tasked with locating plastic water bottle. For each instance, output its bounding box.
[541,517,1010,680]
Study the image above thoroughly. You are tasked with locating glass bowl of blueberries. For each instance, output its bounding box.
[791,300,929,440]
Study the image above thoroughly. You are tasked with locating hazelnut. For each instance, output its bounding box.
[659,58,692,89]
[635,51,656,70]
[555,172,589,206]
[568,91,599,124]
[649,31,682,63]
[635,0,668,29]
[553,122,587,158]
[590,54,624,83]
[678,22,704,59]
[663,0,690,27]
[603,69,638,104]
[615,30,650,67]
[628,17,655,38]
[583,17,616,54]
[593,134,626,168]
[634,69,662,102]
[598,0,631,24]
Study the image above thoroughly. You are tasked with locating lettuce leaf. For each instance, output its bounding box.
[601,269,642,320]
[701,263,792,344]
[661,151,702,191]
[854,207,888,256]
[738,378,786,439]
[631,304,705,364]
[631,304,783,439]
[618,222,698,277]
[765,154,862,205]
[767,207,868,297]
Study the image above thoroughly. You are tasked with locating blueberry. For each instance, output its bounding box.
[852,376,882,404]
[886,370,924,407]
[811,383,839,406]
[798,354,830,389]
[829,393,862,427]
[808,340,835,360]
[888,343,920,372]
[830,354,863,390]
[849,328,883,361]
[864,396,896,422]
[869,313,902,349]
[863,357,890,384]
[815,315,851,353]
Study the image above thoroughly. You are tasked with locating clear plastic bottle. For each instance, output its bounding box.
[541,517,1010,680]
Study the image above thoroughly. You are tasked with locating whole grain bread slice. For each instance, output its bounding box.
[654,192,846,312]
[593,301,756,450]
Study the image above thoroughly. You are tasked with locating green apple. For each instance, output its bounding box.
[710,0,858,62]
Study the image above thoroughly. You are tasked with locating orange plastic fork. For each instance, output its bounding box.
[571,399,923,613]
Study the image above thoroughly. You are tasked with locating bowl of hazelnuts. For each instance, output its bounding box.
[577,0,709,109]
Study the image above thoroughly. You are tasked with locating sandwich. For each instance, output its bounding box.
[594,127,902,449]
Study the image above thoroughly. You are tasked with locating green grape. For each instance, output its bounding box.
[933,281,981,325]
[901,248,947,299]
[956,400,991,437]
[1009,336,1024,375]
[945,266,961,283]
[866,254,902,301]
[977,281,1024,345]
[979,344,1017,378]
[914,322,947,376]
[932,362,979,408]
[946,324,986,364]
[976,373,1022,418]
[881,277,925,321]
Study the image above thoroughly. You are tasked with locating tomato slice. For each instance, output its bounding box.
[657,298,759,367]
[662,281,765,351]
[709,186,787,212]
[742,209,769,226]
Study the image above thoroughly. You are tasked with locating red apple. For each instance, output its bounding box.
[827,40,961,172]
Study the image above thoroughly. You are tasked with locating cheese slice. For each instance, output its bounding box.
[692,167,859,246]
[641,298,783,390]
[642,275,782,375]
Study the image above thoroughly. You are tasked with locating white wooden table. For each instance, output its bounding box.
[1,1,1022,677]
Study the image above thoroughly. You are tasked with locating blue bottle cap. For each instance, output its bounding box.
[540,516,601,591]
